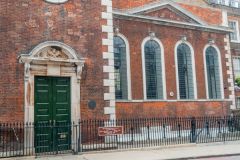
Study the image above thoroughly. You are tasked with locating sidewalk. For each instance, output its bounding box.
[4,141,240,160]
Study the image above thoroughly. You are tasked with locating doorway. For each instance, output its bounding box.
[34,76,71,152]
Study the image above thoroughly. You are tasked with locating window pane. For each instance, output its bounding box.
[233,57,240,78]
[236,97,240,109]
[229,21,238,41]
[144,40,163,99]
[177,43,194,99]
[206,46,222,99]
[114,36,128,99]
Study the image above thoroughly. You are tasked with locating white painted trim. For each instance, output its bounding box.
[101,0,112,6]
[229,20,240,42]
[230,40,240,44]
[174,40,198,100]
[115,33,132,100]
[116,99,232,103]
[221,10,228,27]
[45,0,68,4]
[203,44,224,99]
[141,36,167,100]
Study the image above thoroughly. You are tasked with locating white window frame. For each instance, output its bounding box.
[230,0,240,7]
[203,44,224,100]
[215,0,240,8]
[236,97,240,109]
[114,33,132,100]
[174,41,198,100]
[229,20,240,43]
[141,36,166,100]
[218,0,230,5]
[233,56,240,79]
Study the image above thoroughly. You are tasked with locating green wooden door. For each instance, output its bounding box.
[34,76,71,153]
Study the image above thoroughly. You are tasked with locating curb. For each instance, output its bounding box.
[81,143,196,155]
[170,153,240,160]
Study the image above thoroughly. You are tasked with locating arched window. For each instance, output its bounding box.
[144,40,164,99]
[114,36,128,99]
[176,43,195,99]
[205,46,222,99]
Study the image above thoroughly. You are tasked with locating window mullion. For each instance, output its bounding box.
[212,55,218,99]
[184,52,190,99]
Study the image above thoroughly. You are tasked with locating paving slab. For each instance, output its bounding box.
[3,141,240,160]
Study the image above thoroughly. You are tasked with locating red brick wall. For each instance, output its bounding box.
[114,18,230,118]
[116,101,230,118]
[113,0,156,9]
[179,3,222,25]
[0,0,106,122]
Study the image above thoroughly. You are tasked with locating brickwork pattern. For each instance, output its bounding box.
[116,101,231,118]
[0,0,107,122]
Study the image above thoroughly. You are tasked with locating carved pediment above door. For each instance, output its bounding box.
[19,41,85,63]
[18,41,86,82]
[34,46,69,60]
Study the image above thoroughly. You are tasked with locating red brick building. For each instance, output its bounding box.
[113,0,236,118]
[0,0,237,123]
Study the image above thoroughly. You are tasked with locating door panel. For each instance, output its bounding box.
[35,77,52,123]
[53,78,70,123]
[35,77,53,153]
[52,77,71,151]
[35,76,71,153]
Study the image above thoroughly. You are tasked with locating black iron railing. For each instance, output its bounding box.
[0,116,240,158]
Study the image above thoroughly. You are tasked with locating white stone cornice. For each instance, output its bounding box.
[113,10,233,33]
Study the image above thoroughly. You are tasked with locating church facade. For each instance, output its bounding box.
[0,0,238,123]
